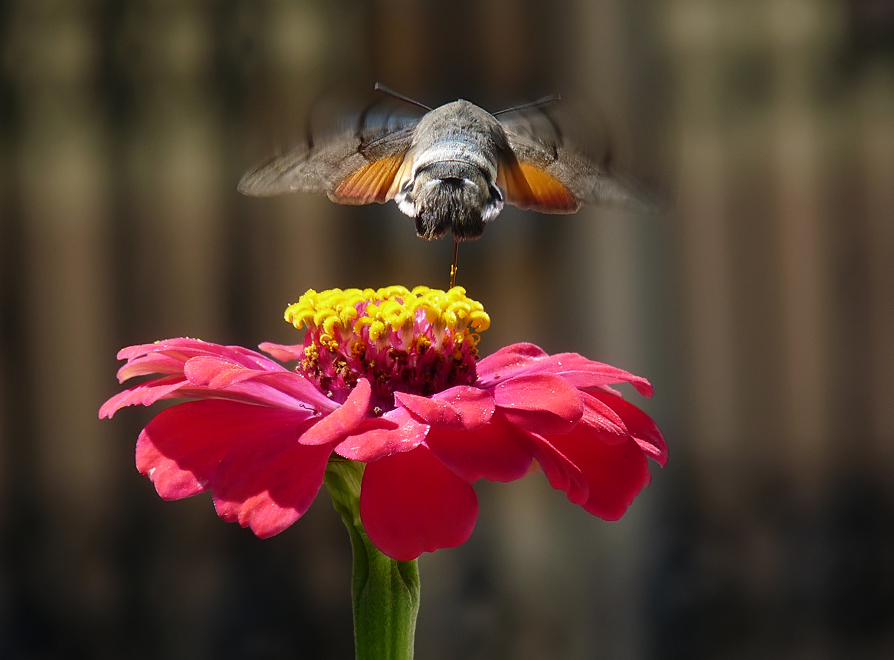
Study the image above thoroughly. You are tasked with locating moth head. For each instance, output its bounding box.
[395,162,505,240]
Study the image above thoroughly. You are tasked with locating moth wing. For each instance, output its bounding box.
[328,130,416,205]
[238,106,420,205]
[237,144,331,197]
[496,155,580,214]
[497,109,656,213]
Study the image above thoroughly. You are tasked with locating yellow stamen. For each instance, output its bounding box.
[285,285,490,345]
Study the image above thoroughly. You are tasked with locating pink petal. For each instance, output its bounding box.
[116,337,216,360]
[395,386,494,430]
[225,344,293,369]
[117,354,194,381]
[116,339,286,382]
[575,392,630,446]
[544,427,650,520]
[523,433,589,505]
[589,391,668,466]
[100,375,187,418]
[101,338,337,417]
[334,407,429,462]
[135,400,316,500]
[433,386,496,428]
[299,379,372,445]
[539,354,653,397]
[116,338,199,362]
[475,343,548,384]
[115,338,194,360]
[213,372,335,411]
[425,411,533,482]
[184,356,265,388]
[259,342,306,362]
[360,445,478,560]
[476,344,653,397]
[211,426,333,538]
[395,392,461,428]
[180,356,334,411]
[494,373,583,435]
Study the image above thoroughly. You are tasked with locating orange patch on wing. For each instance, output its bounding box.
[498,161,579,213]
[334,154,406,205]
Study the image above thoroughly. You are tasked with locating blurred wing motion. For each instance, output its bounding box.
[237,107,421,205]
[495,104,656,215]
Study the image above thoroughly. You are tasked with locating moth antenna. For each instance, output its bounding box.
[450,238,459,289]
[492,93,561,116]
[304,110,315,150]
[355,101,374,149]
[496,94,565,158]
[544,110,564,158]
[373,82,432,111]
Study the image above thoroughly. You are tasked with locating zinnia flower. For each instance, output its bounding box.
[100,286,666,561]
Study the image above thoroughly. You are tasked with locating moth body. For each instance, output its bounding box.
[395,101,506,239]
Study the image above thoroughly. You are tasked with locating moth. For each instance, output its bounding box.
[238,84,649,242]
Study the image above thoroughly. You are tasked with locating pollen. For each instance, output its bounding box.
[283,286,489,407]
[285,286,489,341]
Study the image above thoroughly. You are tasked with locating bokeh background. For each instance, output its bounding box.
[1,0,893,658]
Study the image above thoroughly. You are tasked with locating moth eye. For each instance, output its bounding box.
[395,180,417,218]
[482,184,505,223]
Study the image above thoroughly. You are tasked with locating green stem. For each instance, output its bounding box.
[325,460,420,660]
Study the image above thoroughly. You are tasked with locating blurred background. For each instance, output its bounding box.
[1,0,893,658]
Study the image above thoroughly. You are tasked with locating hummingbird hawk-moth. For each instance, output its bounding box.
[238,84,650,242]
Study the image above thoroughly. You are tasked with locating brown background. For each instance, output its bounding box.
[1,0,893,658]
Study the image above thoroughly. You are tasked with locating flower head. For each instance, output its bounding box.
[285,285,488,408]
[101,286,666,561]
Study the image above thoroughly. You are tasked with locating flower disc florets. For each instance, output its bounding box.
[285,286,490,409]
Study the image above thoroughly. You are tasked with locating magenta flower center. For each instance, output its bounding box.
[286,286,491,411]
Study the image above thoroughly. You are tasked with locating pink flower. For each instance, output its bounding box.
[100,286,666,561]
